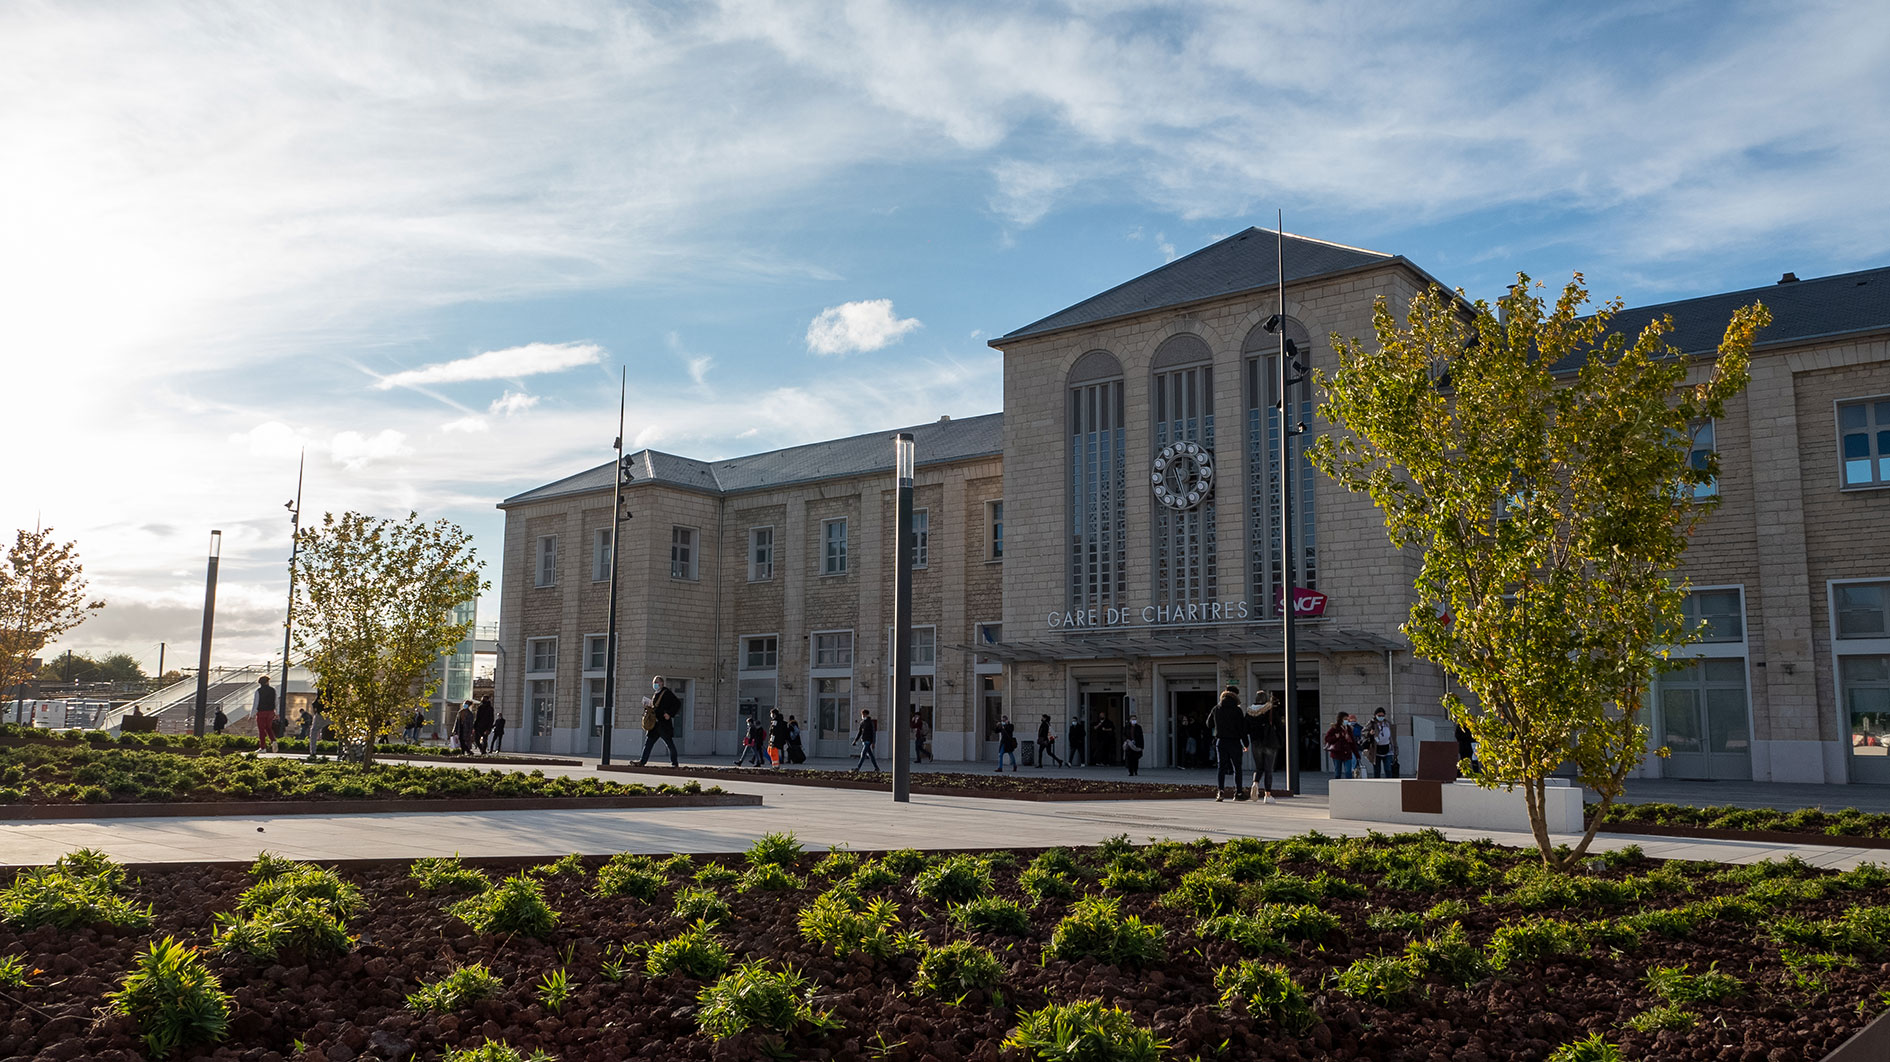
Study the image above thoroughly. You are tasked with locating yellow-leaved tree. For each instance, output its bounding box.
[2,526,106,710]
[292,512,484,764]
[1309,275,1769,868]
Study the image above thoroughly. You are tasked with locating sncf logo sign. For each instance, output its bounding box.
[1276,588,1328,617]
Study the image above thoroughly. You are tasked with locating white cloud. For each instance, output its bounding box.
[229,421,307,458]
[375,343,604,391]
[442,416,490,433]
[805,299,923,356]
[488,390,539,416]
[329,429,409,469]
[687,356,713,389]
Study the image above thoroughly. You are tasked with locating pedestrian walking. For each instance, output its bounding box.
[1455,720,1479,774]
[1123,715,1145,776]
[1245,692,1282,802]
[851,709,880,772]
[1067,715,1086,767]
[910,709,930,763]
[787,716,805,764]
[453,702,476,754]
[768,708,789,767]
[473,697,494,754]
[490,712,506,752]
[306,690,327,758]
[1036,714,1065,767]
[296,709,312,741]
[638,676,681,767]
[1323,713,1358,780]
[251,675,279,753]
[734,714,767,766]
[212,706,228,734]
[995,716,1019,771]
[1369,708,1395,778]
[1211,683,1247,801]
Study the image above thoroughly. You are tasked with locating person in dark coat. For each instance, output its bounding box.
[490,712,506,753]
[1067,715,1086,767]
[212,706,228,734]
[851,709,880,773]
[1454,720,1479,775]
[1245,693,1282,803]
[1122,715,1145,776]
[473,696,495,754]
[787,716,805,764]
[1093,714,1116,766]
[734,713,767,766]
[638,675,680,767]
[995,716,1018,772]
[453,703,476,754]
[1036,714,1065,767]
[1211,684,1248,800]
[1324,713,1359,779]
[910,709,930,763]
[767,709,789,767]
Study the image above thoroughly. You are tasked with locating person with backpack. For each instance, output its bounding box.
[851,709,880,772]
[212,706,228,734]
[1369,708,1396,778]
[1324,713,1358,780]
[637,675,680,767]
[995,716,1019,772]
[251,675,279,753]
[786,716,805,764]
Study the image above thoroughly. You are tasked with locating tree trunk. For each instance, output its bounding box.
[1525,776,1556,866]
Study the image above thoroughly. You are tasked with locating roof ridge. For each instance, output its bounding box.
[1612,264,1890,317]
[1276,229,1392,258]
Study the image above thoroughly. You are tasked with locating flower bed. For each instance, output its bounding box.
[1593,801,1890,842]
[3,833,1887,1061]
[599,762,1231,800]
[0,743,720,808]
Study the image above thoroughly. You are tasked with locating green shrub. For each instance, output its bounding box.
[1100,863,1166,893]
[1093,834,1135,864]
[1424,899,1472,923]
[1745,876,1833,908]
[1546,1032,1624,1062]
[912,941,1004,1001]
[1406,924,1489,986]
[1488,917,1585,969]
[659,852,695,876]
[1159,869,1240,917]
[1246,871,1361,904]
[442,1041,556,1062]
[1214,960,1314,1031]
[914,855,994,904]
[647,921,733,979]
[738,864,806,893]
[695,960,836,1041]
[672,885,731,925]
[1003,999,1167,1062]
[410,855,491,893]
[1625,1003,1698,1032]
[1044,896,1165,969]
[0,953,30,987]
[448,874,558,939]
[1195,913,1288,957]
[1208,850,1277,882]
[212,899,353,961]
[0,855,151,930]
[949,897,1031,935]
[237,867,364,920]
[797,891,920,960]
[1028,848,1083,877]
[814,849,860,878]
[1366,910,1425,935]
[1147,840,1203,872]
[535,967,571,1012]
[1645,963,1742,1004]
[849,860,900,891]
[694,862,741,886]
[1248,902,1340,941]
[595,854,667,901]
[1503,867,1639,910]
[1020,865,1078,903]
[537,853,587,877]
[408,963,502,1011]
[108,937,231,1057]
[882,848,930,876]
[1382,849,1495,892]
[1618,907,1697,939]
[1330,954,1419,1005]
[745,831,804,869]
[247,851,309,882]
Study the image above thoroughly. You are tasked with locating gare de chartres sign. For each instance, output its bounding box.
[1047,589,1329,631]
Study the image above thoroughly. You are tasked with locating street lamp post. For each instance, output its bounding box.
[281,452,303,715]
[600,369,632,766]
[891,432,916,804]
[192,530,222,736]
[1268,214,1308,796]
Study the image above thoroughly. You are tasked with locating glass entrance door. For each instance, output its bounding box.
[1082,691,1124,765]
[1656,659,1752,780]
[1842,655,1890,784]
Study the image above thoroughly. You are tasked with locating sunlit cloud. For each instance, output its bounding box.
[806,299,923,356]
[375,343,604,391]
[488,391,539,416]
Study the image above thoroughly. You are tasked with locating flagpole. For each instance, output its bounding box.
[1276,212,1303,796]
[600,369,629,765]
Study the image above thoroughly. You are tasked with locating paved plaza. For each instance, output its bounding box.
[2,752,1886,870]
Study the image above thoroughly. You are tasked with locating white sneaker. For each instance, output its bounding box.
[1214,790,1224,802]
[1263,793,1277,804]
[1249,782,1260,801]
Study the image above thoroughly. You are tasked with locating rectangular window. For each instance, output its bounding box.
[743,636,779,671]
[749,526,774,581]
[975,622,1002,670]
[1840,655,1890,759]
[1837,582,1889,639]
[823,518,848,575]
[528,679,556,736]
[671,526,697,580]
[914,626,935,668]
[585,635,609,672]
[592,528,612,582]
[910,509,930,568]
[535,535,557,587]
[988,500,1004,560]
[816,677,852,742]
[585,677,606,735]
[1839,399,1890,488]
[1684,589,1743,642]
[813,630,853,669]
[527,637,557,673]
[1687,420,1719,500]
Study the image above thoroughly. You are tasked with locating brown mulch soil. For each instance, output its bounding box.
[3,842,1886,1062]
[599,763,1236,799]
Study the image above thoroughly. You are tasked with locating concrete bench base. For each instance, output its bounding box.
[1328,778,1584,834]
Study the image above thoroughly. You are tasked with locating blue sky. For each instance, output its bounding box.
[6,0,1888,667]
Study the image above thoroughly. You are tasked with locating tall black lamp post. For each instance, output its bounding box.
[600,370,632,766]
[890,432,915,803]
[280,452,303,711]
[1267,215,1309,795]
[192,530,222,736]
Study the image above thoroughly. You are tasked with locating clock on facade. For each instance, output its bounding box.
[1151,441,1214,510]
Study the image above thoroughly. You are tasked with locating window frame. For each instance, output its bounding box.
[986,499,1004,561]
[670,525,699,581]
[909,508,930,569]
[534,535,558,588]
[822,518,849,576]
[741,634,780,672]
[1687,418,1719,500]
[526,637,558,674]
[592,527,612,583]
[1836,395,1890,490]
[1834,579,1890,641]
[811,629,854,670]
[1681,586,1746,647]
[748,525,775,582]
[583,633,609,674]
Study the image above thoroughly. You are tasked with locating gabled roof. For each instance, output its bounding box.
[992,229,1395,344]
[499,412,1003,508]
[1553,265,1890,373]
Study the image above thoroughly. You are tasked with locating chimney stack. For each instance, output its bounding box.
[1778,272,1800,284]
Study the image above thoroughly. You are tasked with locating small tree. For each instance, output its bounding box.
[1309,275,1769,868]
[292,512,484,764]
[1,526,105,704]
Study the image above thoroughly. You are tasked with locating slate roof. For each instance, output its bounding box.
[993,229,1396,344]
[1553,265,1890,373]
[499,412,1003,507]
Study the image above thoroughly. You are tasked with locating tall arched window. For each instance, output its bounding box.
[1244,318,1317,615]
[1150,334,1216,605]
[1069,350,1126,613]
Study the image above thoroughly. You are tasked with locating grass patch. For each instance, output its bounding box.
[107,936,231,1058]
[407,963,502,1012]
[1044,896,1166,969]
[1003,999,1167,1062]
[447,874,558,939]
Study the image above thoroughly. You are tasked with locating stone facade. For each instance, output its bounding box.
[499,233,1890,784]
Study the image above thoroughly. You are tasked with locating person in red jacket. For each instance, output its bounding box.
[1323,713,1359,780]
